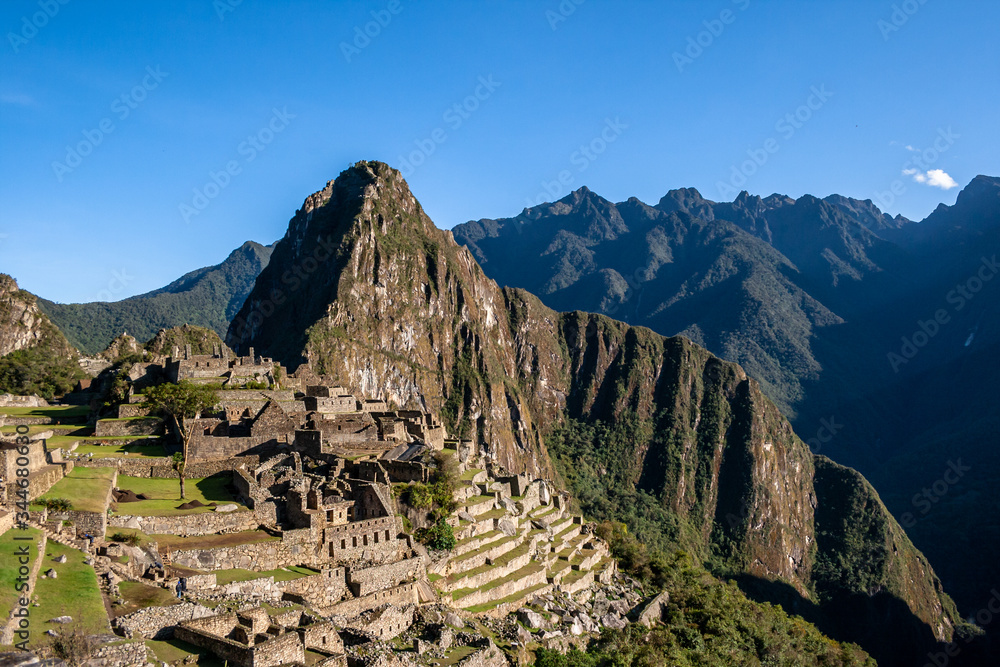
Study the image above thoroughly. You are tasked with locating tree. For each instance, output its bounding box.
[171,452,187,500]
[144,381,218,499]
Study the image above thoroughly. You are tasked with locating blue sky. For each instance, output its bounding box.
[2,0,998,303]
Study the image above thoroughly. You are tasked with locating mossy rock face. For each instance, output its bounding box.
[0,274,85,399]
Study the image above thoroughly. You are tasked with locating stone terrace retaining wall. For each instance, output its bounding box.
[170,530,323,571]
[78,457,258,479]
[94,418,164,437]
[347,558,422,597]
[280,567,347,606]
[113,601,215,639]
[109,508,259,537]
[319,582,419,618]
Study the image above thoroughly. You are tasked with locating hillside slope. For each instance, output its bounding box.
[39,240,273,354]
[227,161,967,665]
[0,274,85,398]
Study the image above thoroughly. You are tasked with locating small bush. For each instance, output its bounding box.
[110,531,141,546]
[42,497,73,512]
[416,517,456,551]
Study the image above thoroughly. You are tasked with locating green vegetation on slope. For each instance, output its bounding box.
[39,241,272,354]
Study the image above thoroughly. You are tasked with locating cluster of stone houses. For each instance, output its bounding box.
[0,352,619,666]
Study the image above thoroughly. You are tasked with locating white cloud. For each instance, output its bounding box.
[902,167,958,189]
[905,144,917,152]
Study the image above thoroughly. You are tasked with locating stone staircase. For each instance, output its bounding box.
[25,518,87,551]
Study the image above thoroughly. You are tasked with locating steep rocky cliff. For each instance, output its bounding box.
[227,162,965,663]
[0,274,84,398]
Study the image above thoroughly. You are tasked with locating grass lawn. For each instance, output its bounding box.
[114,474,245,516]
[0,424,87,436]
[73,443,167,458]
[153,530,278,550]
[0,405,89,420]
[31,541,109,645]
[214,566,318,585]
[0,526,42,622]
[49,435,164,449]
[116,581,178,617]
[146,638,226,667]
[35,467,115,513]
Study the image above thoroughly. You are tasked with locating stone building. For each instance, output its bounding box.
[165,344,280,388]
[174,607,345,667]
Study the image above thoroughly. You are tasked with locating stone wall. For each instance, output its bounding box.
[187,433,288,462]
[69,508,106,539]
[0,393,48,407]
[347,558,422,597]
[175,613,306,667]
[109,508,259,537]
[94,417,164,437]
[170,530,323,571]
[77,456,258,479]
[338,603,415,641]
[280,567,347,606]
[0,509,15,535]
[113,602,215,639]
[325,515,402,564]
[318,582,419,618]
[116,403,152,418]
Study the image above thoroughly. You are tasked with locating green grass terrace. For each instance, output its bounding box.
[113,474,246,516]
[34,466,116,513]
[0,405,89,421]
[30,540,110,645]
[72,442,168,458]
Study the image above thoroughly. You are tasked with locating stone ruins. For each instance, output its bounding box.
[0,363,647,666]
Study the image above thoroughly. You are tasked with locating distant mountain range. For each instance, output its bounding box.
[38,241,274,354]
[452,175,1000,617]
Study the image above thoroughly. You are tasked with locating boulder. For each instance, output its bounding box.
[637,591,670,627]
[497,519,517,537]
[601,613,628,630]
[48,616,72,624]
[44,569,57,579]
[213,503,238,513]
[53,555,67,563]
[458,511,476,523]
[517,608,548,630]
[444,612,464,629]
